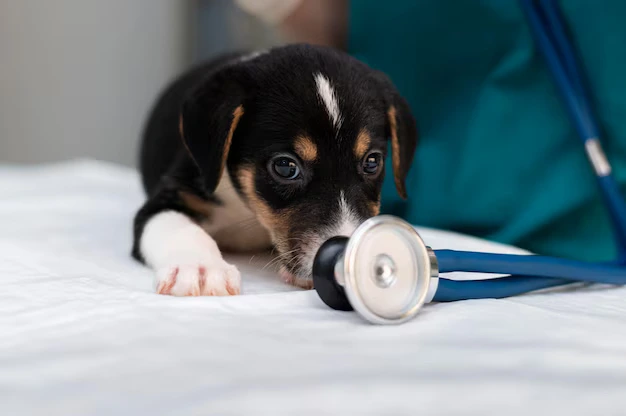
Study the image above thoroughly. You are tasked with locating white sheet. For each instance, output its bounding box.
[1,160,625,416]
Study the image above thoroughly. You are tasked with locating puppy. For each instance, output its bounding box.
[132,44,417,296]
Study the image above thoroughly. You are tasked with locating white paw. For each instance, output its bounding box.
[155,260,241,297]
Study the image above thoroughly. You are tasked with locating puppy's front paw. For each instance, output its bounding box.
[155,261,241,297]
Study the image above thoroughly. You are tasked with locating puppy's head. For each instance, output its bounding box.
[180,44,417,286]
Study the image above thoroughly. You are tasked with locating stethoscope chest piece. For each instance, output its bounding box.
[313,215,439,324]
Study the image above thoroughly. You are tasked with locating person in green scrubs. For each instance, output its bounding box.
[242,0,626,262]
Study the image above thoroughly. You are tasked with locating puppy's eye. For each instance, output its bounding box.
[271,156,301,180]
[362,152,382,175]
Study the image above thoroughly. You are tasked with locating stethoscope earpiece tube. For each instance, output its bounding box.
[520,0,626,257]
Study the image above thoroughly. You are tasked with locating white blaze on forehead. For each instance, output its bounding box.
[314,72,343,130]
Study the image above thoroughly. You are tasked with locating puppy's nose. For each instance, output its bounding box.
[279,266,296,285]
[279,266,313,289]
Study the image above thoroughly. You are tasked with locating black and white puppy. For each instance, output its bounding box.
[132,44,417,296]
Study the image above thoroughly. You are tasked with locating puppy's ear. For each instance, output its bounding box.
[374,72,418,199]
[179,65,248,193]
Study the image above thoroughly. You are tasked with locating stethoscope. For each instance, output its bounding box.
[310,0,626,324]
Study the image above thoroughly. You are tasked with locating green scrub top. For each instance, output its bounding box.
[348,0,626,261]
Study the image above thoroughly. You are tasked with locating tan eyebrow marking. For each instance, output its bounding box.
[354,129,372,159]
[294,135,318,162]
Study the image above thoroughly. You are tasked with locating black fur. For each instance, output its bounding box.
[132,54,237,262]
[132,44,417,279]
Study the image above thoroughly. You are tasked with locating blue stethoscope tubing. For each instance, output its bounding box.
[519,0,626,260]
[432,250,622,302]
[431,0,626,302]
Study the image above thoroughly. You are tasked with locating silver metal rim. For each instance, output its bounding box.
[343,215,431,324]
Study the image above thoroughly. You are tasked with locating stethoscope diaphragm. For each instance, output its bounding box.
[313,215,439,324]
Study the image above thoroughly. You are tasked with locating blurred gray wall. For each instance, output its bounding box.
[194,0,280,63]
[0,0,276,167]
